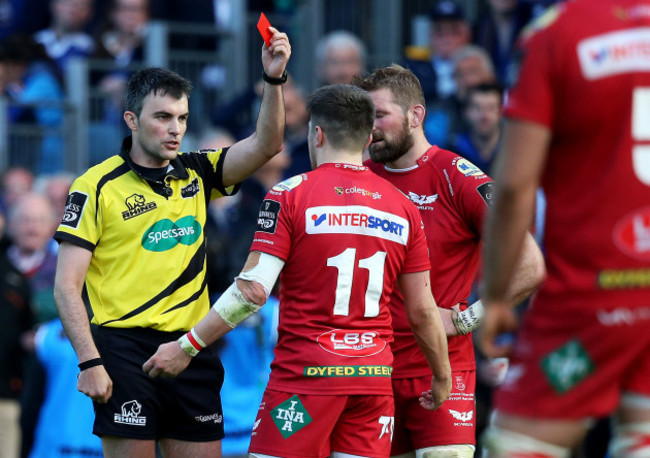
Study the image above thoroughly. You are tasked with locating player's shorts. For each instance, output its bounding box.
[493,303,650,419]
[91,325,225,441]
[391,371,476,455]
[249,389,394,458]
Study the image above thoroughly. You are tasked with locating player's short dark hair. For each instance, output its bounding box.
[352,64,425,113]
[307,84,375,151]
[125,67,193,117]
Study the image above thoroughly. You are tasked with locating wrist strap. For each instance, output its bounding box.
[178,328,206,357]
[78,357,103,372]
[262,69,288,85]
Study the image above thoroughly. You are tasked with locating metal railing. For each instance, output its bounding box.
[0,0,463,175]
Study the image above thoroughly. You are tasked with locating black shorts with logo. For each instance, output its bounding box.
[91,325,225,441]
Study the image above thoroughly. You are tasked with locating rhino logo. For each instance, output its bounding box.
[121,400,142,417]
[125,194,146,210]
[114,399,147,425]
[122,194,157,220]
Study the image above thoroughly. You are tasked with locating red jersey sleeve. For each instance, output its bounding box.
[402,207,431,274]
[445,155,495,237]
[250,191,293,261]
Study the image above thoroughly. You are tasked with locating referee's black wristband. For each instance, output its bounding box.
[78,357,103,372]
[262,69,288,85]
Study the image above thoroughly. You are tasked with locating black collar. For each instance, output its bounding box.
[119,136,190,182]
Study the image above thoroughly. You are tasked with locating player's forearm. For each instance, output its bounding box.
[481,184,535,303]
[482,119,550,304]
[191,308,234,347]
[410,309,451,381]
[53,285,100,363]
[254,82,286,156]
[503,232,546,306]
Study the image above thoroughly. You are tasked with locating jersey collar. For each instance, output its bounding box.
[119,136,190,182]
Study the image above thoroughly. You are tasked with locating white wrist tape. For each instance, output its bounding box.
[213,252,285,328]
[212,281,263,328]
[236,252,285,297]
[178,331,203,357]
[452,300,484,335]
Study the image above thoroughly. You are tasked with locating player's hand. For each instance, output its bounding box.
[477,301,518,359]
[261,27,291,79]
[142,341,192,378]
[419,374,451,411]
[438,306,460,337]
[78,365,113,404]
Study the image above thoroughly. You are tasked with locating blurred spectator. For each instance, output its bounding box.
[28,318,102,458]
[33,173,75,220]
[196,127,238,296]
[6,193,59,323]
[0,168,34,215]
[89,0,149,164]
[0,210,33,458]
[402,0,471,105]
[473,0,533,86]
[150,0,218,51]
[34,0,95,73]
[279,78,309,178]
[0,0,50,40]
[197,127,236,151]
[424,45,496,147]
[315,30,367,86]
[209,80,263,141]
[6,193,59,458]
[447,82,504,175]
[0,34,65,174]
[93,0,148,69]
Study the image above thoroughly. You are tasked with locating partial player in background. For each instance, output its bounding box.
[479,1,650,456]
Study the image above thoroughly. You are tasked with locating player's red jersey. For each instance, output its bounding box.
[505,0,650,314]
[250,163,430,395]
[366,147,493,377]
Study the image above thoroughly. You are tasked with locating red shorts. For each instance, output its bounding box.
[391,371,476,455]
[249,389,394,458]
[494,304,650,419]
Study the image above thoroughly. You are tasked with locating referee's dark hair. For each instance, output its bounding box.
[307,84,375,151]
[125,67,193,117]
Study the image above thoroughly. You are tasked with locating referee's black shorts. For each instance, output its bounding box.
[91,325,225,441]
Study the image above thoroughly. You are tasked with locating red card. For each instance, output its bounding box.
[257,12,273,47]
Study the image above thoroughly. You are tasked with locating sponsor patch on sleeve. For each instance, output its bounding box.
[256,199,281,234]
[61,191,88,229]
[476,182,495,207]
[272,174,304,192]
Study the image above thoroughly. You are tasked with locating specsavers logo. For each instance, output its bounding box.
[142,216,201,252]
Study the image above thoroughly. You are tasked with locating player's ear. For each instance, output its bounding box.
[364,133,372,150]
[124,111,138,131]
[315,126,325,147]
[410,104,426,129]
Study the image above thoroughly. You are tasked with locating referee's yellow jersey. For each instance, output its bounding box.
[55,137,237,331]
